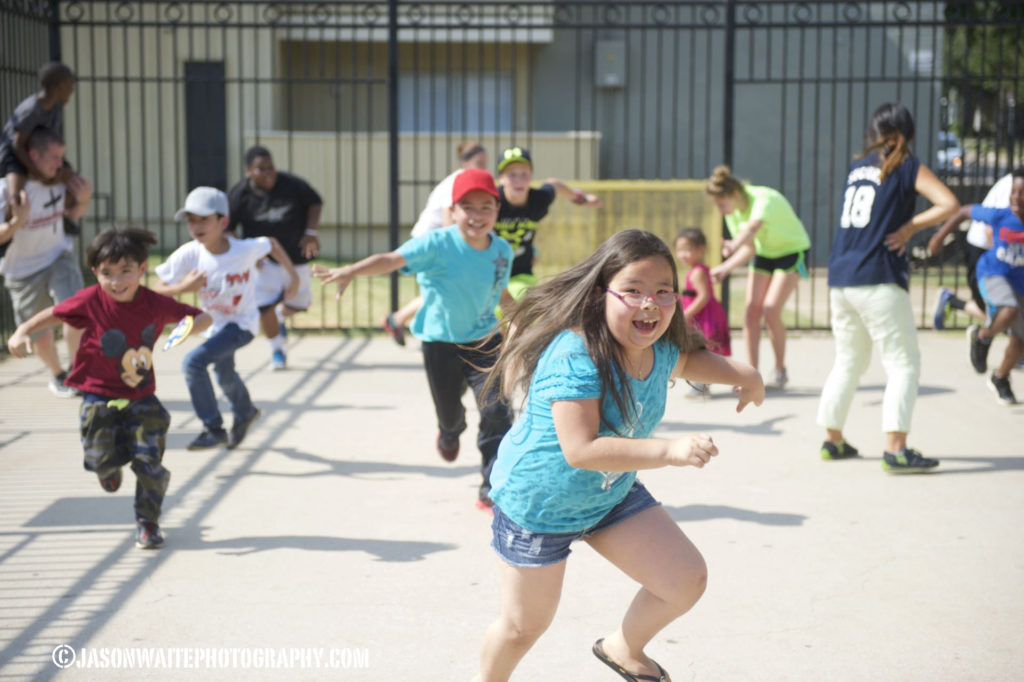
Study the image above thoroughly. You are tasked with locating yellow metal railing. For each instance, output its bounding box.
[531,179,722,285]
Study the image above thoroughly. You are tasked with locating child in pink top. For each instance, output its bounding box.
[675,228,731,395]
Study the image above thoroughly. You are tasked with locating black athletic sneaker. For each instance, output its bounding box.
[135,519,165,549]
[967,325,990,374]
[228,409,261,449]
[187,428,228,451]
[436,431,460,462]
[881,448,939,474]
[820,440,861,460]
[989,373,1017,406]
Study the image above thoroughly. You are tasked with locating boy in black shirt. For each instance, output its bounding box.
[493,146,602,299]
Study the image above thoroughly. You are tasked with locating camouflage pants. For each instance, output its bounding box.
[80,394,171,523]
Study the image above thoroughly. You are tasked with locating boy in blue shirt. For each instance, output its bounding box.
[947,167,1024,404]
[314,168,514,508]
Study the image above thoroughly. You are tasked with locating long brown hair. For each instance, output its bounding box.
[487,229,705,432]
[858,102,915,182]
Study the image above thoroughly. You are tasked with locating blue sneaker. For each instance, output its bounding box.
[271,349,286,371]
[278,319,288,338]
[820,440,860,460]
[933,288,954,330]
[882,448,939,474]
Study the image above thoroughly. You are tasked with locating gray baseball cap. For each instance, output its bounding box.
[174,186,229,221]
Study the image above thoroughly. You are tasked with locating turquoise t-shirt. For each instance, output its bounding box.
[489,330,680,533]
[397,226,512,343]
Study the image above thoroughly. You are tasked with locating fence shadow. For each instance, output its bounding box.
[1,335,451,681]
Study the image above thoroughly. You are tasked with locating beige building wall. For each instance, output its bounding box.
[58,3,582,254]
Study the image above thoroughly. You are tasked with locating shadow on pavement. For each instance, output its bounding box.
[663,504,807,526]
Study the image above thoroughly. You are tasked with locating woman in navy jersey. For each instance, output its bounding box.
[817,102,958,473]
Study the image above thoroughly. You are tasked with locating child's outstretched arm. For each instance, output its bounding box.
[150,268,206,297]
[927,204,973,256]
[553,398,719,472]
[545,178,603,207]
[266,236,300,301]
[312,252,406,299]
[7,306,62,357]
[675,349,765,412]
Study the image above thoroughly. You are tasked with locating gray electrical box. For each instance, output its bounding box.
[595,40,626,88]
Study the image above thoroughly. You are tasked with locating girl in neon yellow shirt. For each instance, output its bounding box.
[706,165,811,389]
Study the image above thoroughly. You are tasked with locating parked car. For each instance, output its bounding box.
[936,131,963,171]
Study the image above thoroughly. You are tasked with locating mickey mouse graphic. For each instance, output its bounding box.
[100,323,157,389]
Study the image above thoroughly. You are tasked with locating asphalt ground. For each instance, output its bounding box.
[1,330,1022,681]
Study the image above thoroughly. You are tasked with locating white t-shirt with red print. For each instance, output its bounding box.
[155,236,271,336]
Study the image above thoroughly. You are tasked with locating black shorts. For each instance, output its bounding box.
[751,249,807,275]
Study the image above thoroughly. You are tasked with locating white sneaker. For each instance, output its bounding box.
[48,373,79,398]
[772,368,788,389]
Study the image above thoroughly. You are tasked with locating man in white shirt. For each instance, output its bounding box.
[0,128,91,396]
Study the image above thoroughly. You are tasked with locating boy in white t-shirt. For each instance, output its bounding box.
[153,187,298,450]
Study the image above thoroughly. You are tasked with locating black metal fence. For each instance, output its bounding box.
[1,0,1022,346]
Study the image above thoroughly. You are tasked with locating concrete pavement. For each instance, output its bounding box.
[1,331,1022,681]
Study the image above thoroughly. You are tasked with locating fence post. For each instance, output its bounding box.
[387,0,400,313]
[721,0,736,319]
[47,0,61,61]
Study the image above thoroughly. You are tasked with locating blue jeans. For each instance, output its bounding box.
[490,481,660,567]
[183,323,255,431]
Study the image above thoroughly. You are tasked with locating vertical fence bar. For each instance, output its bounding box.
[721,0,736,318]
[387,0,399,311]
[48,0,61,60]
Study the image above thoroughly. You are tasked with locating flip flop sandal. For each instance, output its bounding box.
[592,638,669,682]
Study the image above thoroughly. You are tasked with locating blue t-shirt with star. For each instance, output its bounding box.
[972,205,1024,294]
[489,330,680,533]
[396,225,512,343]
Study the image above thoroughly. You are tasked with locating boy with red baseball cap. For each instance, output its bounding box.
[314,168,514,508]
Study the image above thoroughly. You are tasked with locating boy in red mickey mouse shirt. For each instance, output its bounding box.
[8,227,211,549]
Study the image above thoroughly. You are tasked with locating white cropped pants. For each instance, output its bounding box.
[817,284,920,434]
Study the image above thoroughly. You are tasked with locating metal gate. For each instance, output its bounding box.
[1,0,1021,344]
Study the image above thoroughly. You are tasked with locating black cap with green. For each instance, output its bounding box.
[497,146,532,173]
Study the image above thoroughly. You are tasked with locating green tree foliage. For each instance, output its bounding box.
[944,0,1024,100]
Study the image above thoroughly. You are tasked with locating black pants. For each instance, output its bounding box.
[421,336,512,498]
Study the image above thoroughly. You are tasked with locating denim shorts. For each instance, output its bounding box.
[490,481,660,567]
